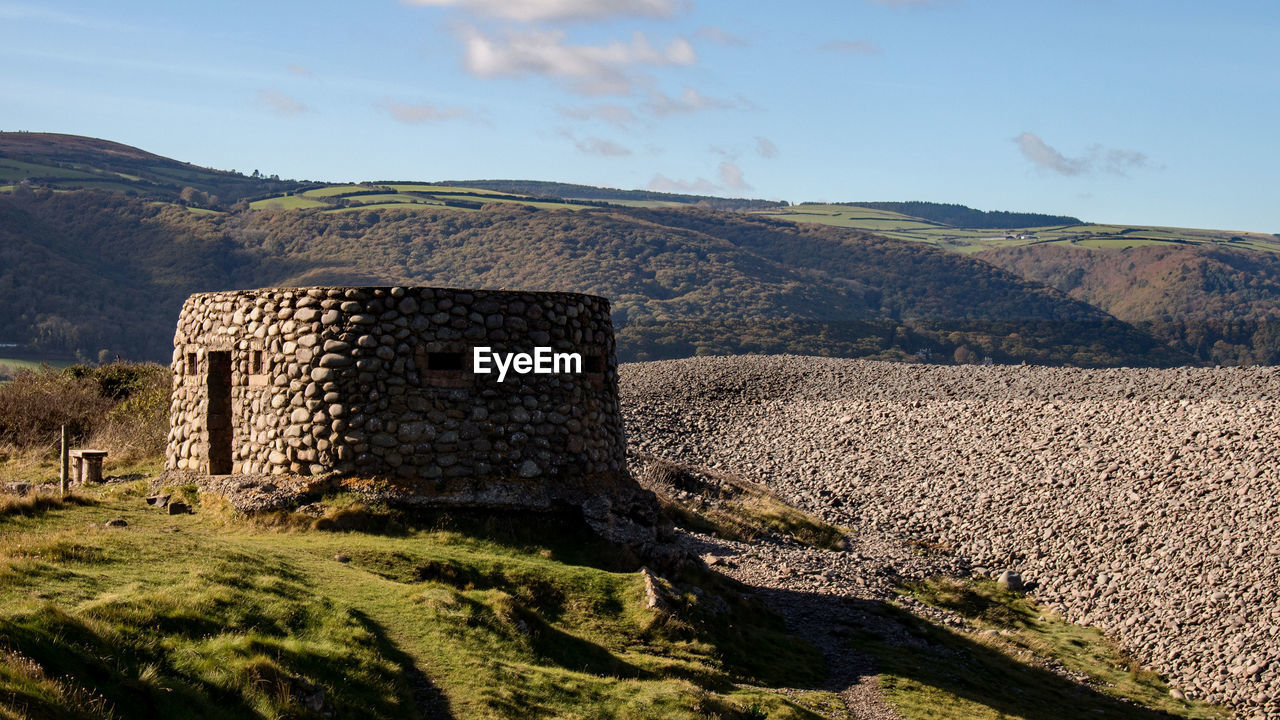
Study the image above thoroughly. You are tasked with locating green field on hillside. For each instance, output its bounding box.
[756,204,1280,254]
[0,357,72,383]
[0,158,103,182]
[325,201,458,213]
[248,195,329,210]
[301,184,368,197]
[247,184,599,213]
[386,184,521,196]
[570,198,684,208]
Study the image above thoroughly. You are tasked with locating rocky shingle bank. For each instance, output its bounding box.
[620,355,1280,714]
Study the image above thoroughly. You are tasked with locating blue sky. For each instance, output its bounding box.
[2,0,1277,231]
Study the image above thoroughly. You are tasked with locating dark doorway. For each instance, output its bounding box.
[206,351,233,475]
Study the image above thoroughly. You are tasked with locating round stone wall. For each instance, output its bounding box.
[166,286,626,495]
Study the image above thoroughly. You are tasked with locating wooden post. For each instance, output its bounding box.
[59,425,68,497]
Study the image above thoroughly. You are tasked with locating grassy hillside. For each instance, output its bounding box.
[798,201,1081,229]
[0,481,1228,720]
[0,190,1183,367]
[0,489,840,719]
[433,180,786,211]
[0,132,302,206]
[755,204,1280,255]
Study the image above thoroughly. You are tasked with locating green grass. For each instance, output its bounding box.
[428,194,587,211]
[0,481,1232,720]
[0,488,835,719]
[385,184,521,196]
[0,358,71,373]
[571,198,685,208]
[858,578,1227,720]
[0,159,101,182]
[337,193,428,205]
[301,184,370,198]
[248,195,329,210]
[753,205,1280,255]
[323,202,455,213]
[0,448,162,485]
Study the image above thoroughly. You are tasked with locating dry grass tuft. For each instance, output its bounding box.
[0,491,93,519]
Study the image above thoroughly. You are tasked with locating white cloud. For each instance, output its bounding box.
[381,99,475,123]
[694,25,748,46]
[286,64,314,78]
[646,159,753,194]
[557,103,639,129]
[1014,132,1089,176]
[755,136,779,159]
[461,25,695,95]
[822,39,881,55]
[647,174,720,193]
[718,160,751,191]
[1014,132,1158,177]
[573,135,632,156]
[643,86,744,115]
[1104,148,1155,175]
[404,0,685,23]
[257,89,308,116]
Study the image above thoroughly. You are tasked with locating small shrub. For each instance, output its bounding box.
[0,368,112,448]
[0,362,170,466]
[62,362,167,402]
[84,362,171,462]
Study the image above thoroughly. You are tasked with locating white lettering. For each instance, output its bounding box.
[472,347,586,381]
[534,346,550,373]
[494,351,514,382]
[554,352,581,373]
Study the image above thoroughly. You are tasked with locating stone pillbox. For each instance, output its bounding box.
[165,287,627,506]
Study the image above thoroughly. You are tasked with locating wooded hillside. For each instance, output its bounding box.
[0,190,1182,367]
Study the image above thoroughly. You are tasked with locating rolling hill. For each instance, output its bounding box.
[3,132,1277,367]
[0,132,302,205]
[0,188,1182,367]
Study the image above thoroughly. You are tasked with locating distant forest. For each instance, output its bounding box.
[817,201,1082,229]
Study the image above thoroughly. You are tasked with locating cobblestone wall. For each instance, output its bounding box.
[166,286,626,490]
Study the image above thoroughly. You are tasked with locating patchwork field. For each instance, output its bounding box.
[242,183,676,214]
[754,204,1280,254]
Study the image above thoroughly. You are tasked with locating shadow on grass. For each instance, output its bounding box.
[0,546,459,720]
[733,581,1196,720]
[305,505,644,574]
[348,609,457,719]
[0,602,459,720]
[0,604,261,720]
[411,507,644,572]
